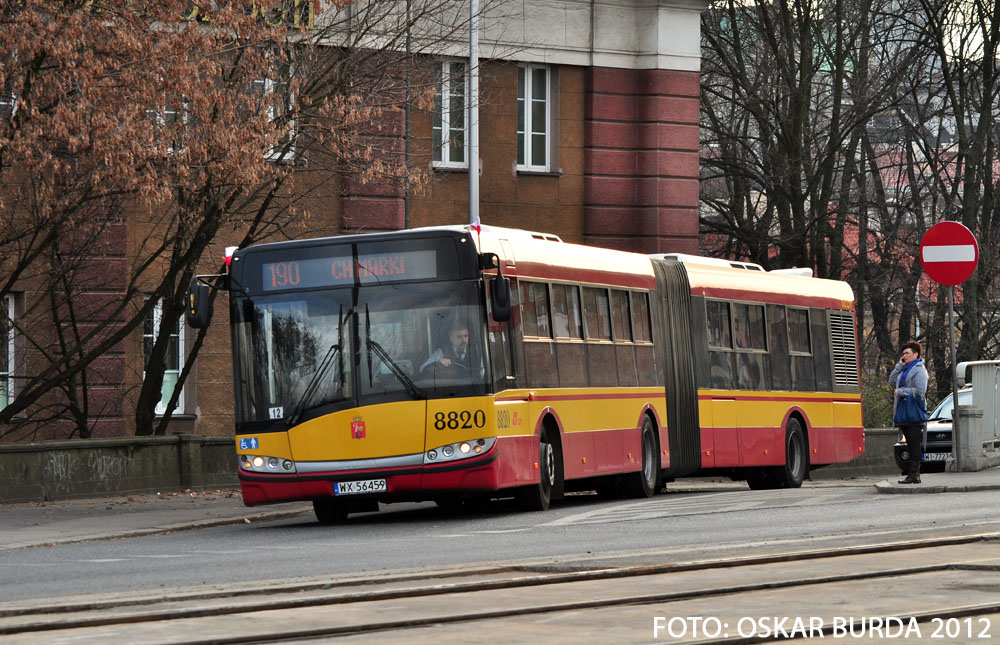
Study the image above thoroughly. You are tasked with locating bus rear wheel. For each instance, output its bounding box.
[517,430,559,511]
[781,417,808,488]
[624,416,658,498]
[313,499,349,524]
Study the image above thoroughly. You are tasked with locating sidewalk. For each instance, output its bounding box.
[2,470,999,551]
[873,464,1000,494]
[0,489,312,551]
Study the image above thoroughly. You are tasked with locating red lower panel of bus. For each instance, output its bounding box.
[238,428,663,507]
[702,425,863,469]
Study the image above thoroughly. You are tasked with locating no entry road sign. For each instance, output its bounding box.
[920,221,979,286]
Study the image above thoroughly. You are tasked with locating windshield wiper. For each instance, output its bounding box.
[365,304,427,400]
[288,306,355,426]
[288,343,342,427]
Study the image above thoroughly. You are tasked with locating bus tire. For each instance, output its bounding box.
[517,430,559,511]
[780,417,808,488]
[623,416,658,498]
[313,499,349,524]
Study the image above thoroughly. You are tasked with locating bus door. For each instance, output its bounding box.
[712,397,739,467]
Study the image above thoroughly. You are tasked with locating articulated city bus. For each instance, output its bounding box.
[187,225,863,523]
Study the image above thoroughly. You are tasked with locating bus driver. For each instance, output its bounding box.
[421,322,479,376]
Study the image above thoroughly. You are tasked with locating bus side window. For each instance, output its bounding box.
[611,289,637,386]
[631,292,657,386]
[551,284,582,339]
[520,282,539,337]
[583,287,616,387]
[521,282,557,388]
[787,307,815,391]
[768,304,791,391]
[706,300,732,349]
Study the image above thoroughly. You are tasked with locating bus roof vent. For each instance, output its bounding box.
[770,267,814,277]
[652,253,765,271]
[530,233,563,242]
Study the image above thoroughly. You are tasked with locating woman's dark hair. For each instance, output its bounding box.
[902,340,922,357]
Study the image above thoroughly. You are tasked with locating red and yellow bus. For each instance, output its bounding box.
[187,225,863,522]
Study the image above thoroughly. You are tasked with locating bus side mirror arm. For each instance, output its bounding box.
[481,253,512,323]
[186,274,228,329]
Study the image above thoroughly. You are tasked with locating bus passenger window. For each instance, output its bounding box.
[706,300,732,349]
[788,308,811,353]
[617,345,638,387]
[630,292,651,342]
[551,284,582,338]
[611,290,632,342]
[709,351,734,389]
[525,340,558,388]
[582,287,611,340]
[733,303,752,349]
[747,304,766,350]
[588,344,617,387]
[737,352,766,390]
[521,282,552,337]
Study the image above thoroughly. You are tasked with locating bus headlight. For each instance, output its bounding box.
[423,438,496,465]
[239,454,297,474]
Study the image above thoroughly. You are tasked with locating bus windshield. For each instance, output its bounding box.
[233,280,488,425]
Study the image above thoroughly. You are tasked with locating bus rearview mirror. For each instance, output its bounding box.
[186,282,212,329]
[491,276,511,322]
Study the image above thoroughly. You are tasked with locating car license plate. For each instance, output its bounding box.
[923,452,950,462]
[334,479,387,495]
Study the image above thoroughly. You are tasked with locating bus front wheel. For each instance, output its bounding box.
[517,430,559,511]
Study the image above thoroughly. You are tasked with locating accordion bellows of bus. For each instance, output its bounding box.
[187,225,862,523]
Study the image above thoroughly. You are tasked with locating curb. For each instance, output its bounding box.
[873,480,1000,494]
[0,508,312,552]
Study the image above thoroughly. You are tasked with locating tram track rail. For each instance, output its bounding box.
[3,530,1000,644]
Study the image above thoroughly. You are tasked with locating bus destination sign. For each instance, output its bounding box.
[262,249,438,291]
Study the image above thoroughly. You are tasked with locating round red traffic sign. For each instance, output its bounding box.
[920,221,979,285]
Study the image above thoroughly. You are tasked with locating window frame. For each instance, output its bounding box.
[143,299,185,416]
[146,101,187,156]
[432,60,469,169]
[1,295,12,407]
[0,92,16,120]
[787,306,812,355]
[706,299,733,350]
[516,64,551,172]
[255,74,296,163]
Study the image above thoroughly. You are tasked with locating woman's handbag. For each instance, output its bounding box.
[894,394,929,425]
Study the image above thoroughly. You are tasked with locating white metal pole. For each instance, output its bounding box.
[469,0,480,225]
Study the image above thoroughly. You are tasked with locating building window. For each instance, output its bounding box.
[143,300,184,415]
[517,64,550,171]
[432,60,467,168]
[146,103,186,155]
[1,295,12,408]
[254,74,295,162]
[0,93,16,120]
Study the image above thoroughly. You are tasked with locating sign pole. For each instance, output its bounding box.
[948,286,961,471]
[920,221,978,473]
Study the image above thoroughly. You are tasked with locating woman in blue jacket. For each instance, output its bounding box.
[889,340,929,484]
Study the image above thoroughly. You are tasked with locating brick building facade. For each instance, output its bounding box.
[4,0,708,440]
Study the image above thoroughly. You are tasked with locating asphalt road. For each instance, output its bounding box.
[2,482,998,603]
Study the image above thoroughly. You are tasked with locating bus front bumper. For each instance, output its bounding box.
[237,448,503,506]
